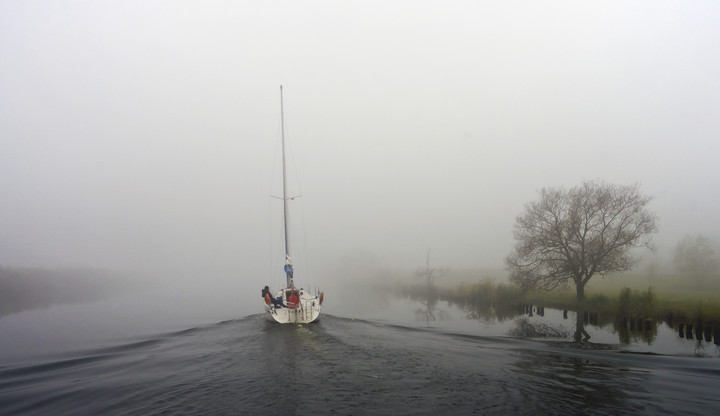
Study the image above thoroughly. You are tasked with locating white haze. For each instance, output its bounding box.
[1,1,719,301]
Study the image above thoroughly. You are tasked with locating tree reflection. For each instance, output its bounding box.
[412,283,439,324]
[613,316,658,345]
[451,298,522,325]
[575,314,591,343]
[409,251,449,325]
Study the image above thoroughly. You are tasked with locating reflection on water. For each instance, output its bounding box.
[509,316,571,339]
[408,283,453,325]
[413,284,438,324]
[399,287,720,356]
[614,315,658,345]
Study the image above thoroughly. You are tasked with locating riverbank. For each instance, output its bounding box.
[390,274,720,327]
[0,267,139,318]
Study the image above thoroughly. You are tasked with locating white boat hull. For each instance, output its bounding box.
[264,289,322,324]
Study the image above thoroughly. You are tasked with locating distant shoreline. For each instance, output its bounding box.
[0,267,138,318]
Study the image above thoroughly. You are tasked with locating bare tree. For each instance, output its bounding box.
[506,180,658,300]
[675,235,718,286]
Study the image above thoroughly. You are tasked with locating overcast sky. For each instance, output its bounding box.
[1,1,719,287]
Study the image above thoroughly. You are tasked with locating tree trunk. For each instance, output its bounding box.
[576,280,585,301]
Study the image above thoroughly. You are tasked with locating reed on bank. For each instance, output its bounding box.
[394,278,720,325]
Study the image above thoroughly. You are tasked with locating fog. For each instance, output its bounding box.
[2,1,719,300]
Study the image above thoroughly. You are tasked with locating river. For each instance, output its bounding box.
[1,285,719,415]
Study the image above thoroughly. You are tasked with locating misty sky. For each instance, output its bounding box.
[1,1,719,286]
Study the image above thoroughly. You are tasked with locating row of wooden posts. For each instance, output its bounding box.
[678,323,720,345]
[521,305,599,325]
[522,304,544,317]
[520,304,720,346]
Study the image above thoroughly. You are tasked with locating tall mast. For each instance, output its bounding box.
[280,86,292,287]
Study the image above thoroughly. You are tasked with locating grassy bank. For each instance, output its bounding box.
[394,278,720,326]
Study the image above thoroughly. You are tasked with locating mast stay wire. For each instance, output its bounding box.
[266,87,313,292]
[267,104,284,289]
[283,114,314,292]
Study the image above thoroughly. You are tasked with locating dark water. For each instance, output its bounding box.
[2,294,720,415]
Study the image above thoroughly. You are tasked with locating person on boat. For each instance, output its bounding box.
[287,290,300,308]
[284,262,294,279]
[261,286,285,308]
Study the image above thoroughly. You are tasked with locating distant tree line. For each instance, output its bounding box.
[675,234,719,286]
[0,267,129,317]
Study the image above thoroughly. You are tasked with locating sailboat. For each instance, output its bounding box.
[263,86,323,324]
